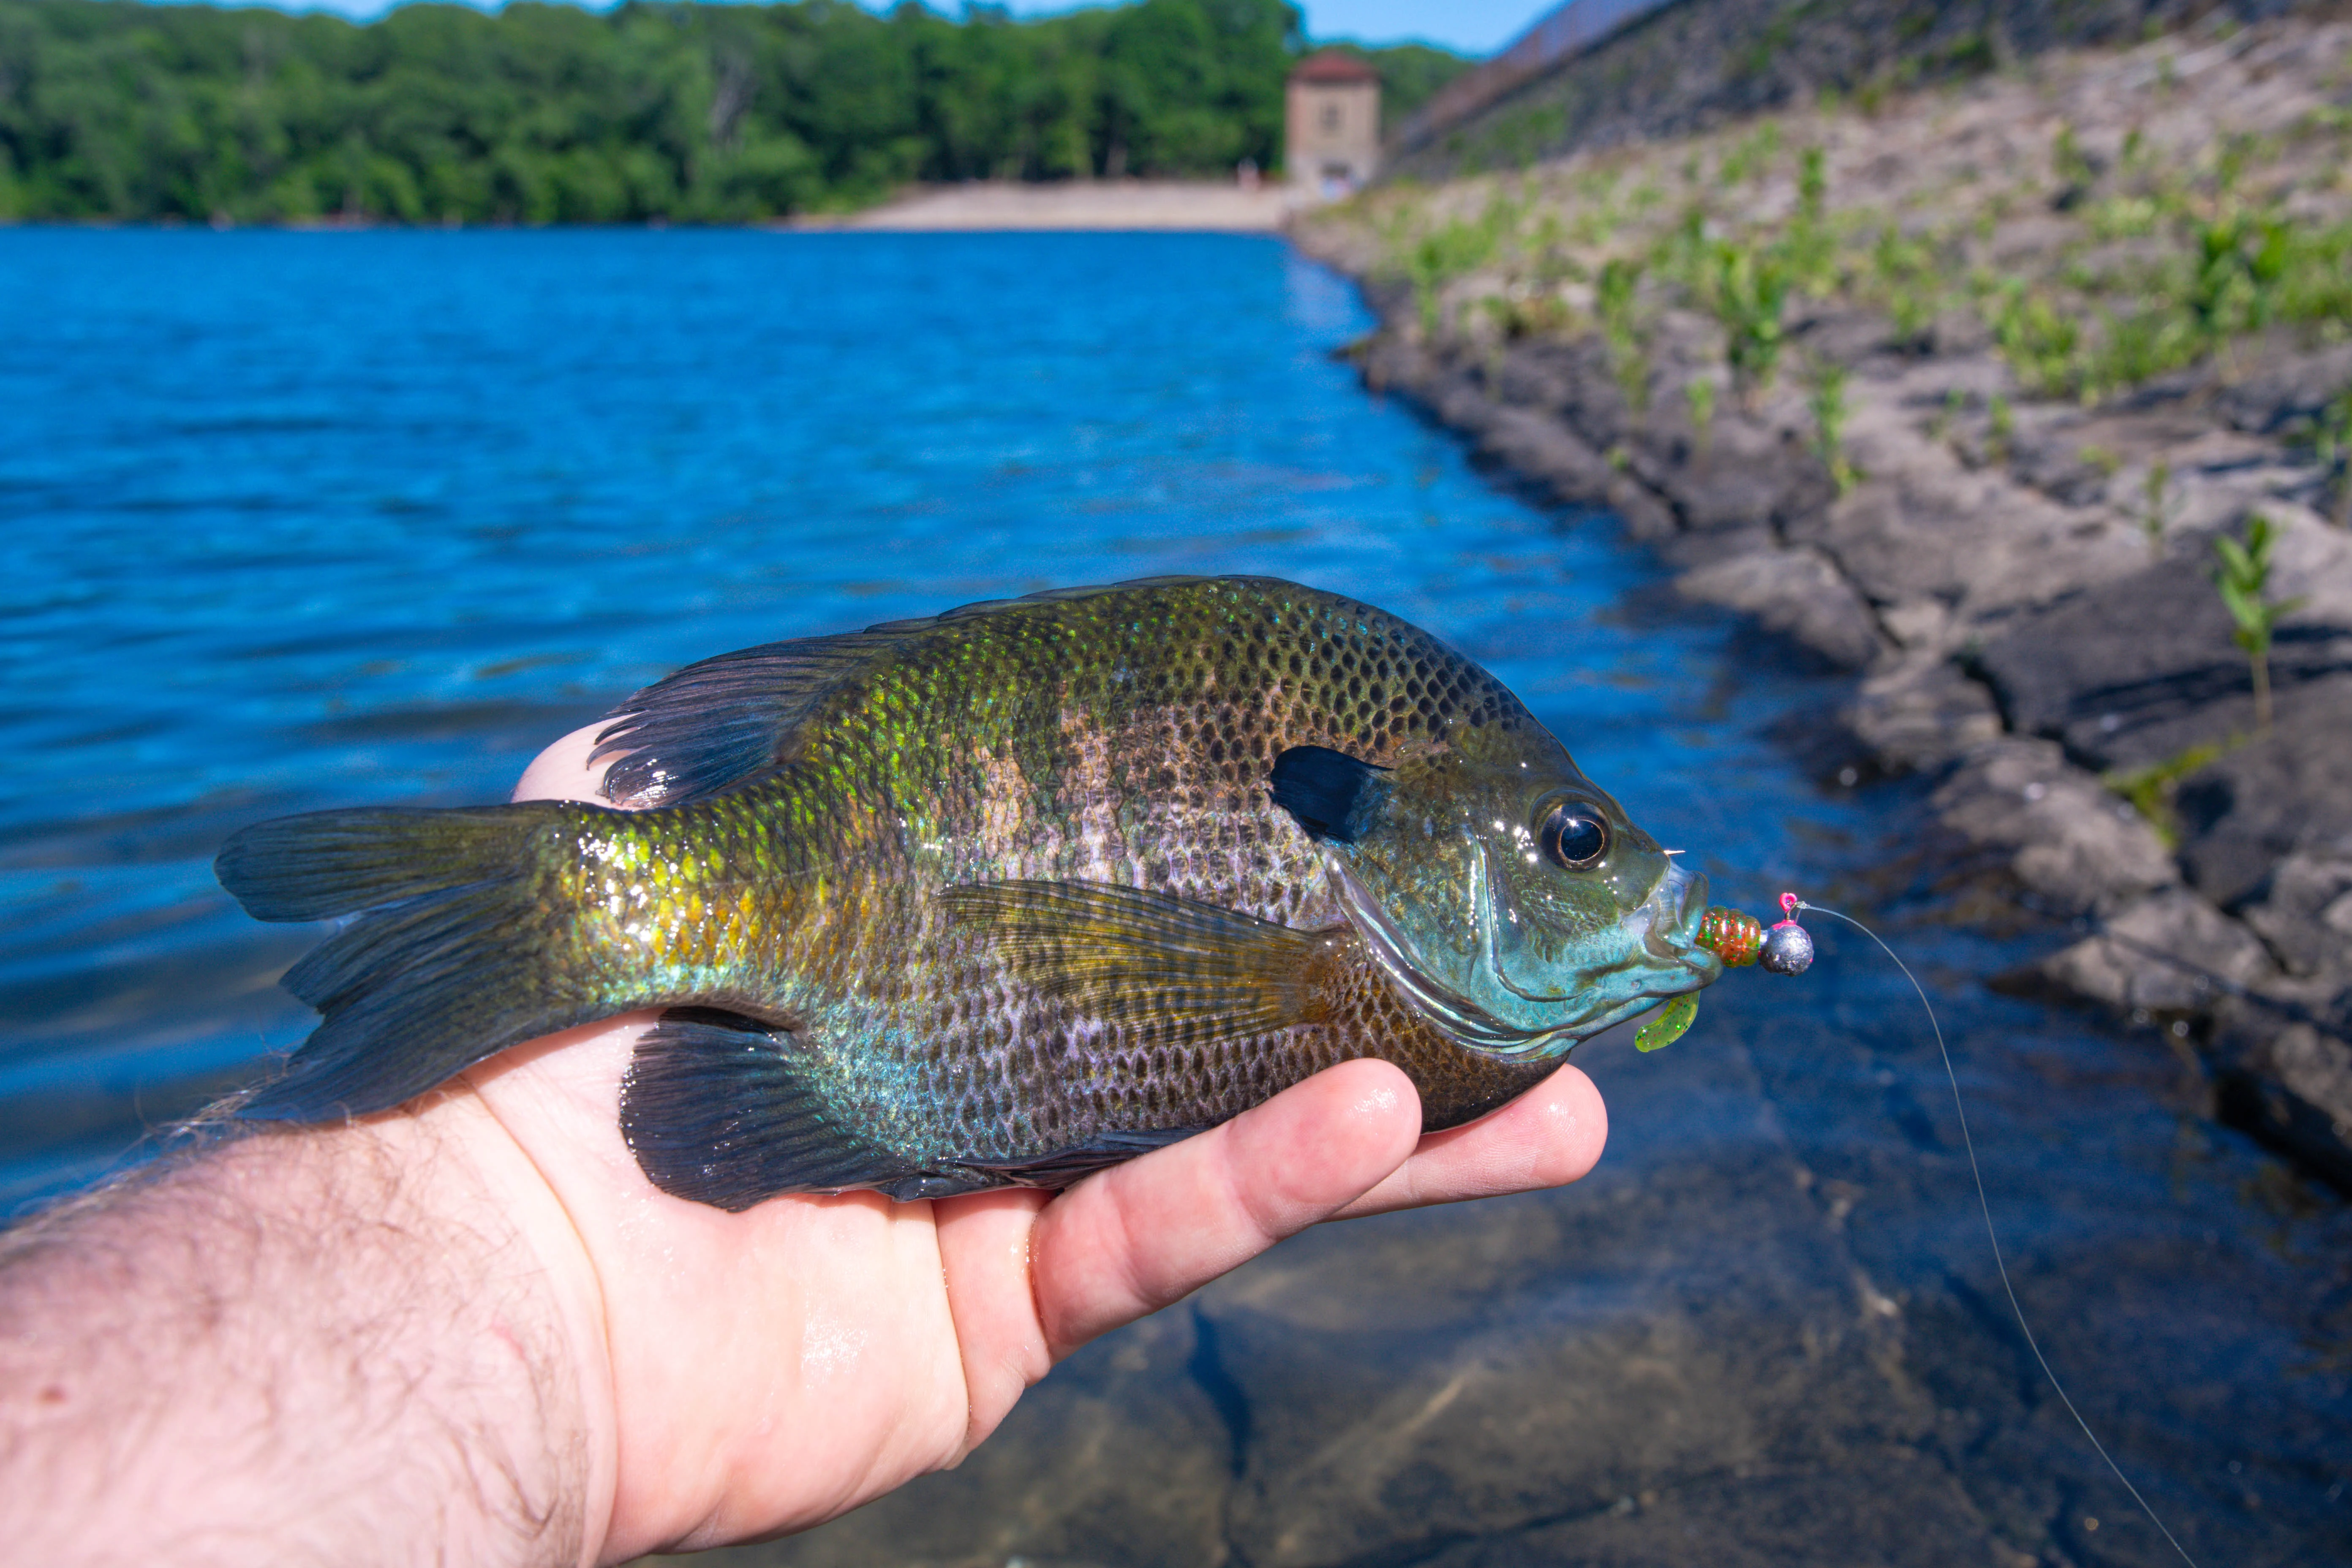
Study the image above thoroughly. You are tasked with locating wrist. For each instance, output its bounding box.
[407,1086,621,1568]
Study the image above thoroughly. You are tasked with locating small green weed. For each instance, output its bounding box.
[1929,387,1966,441]
[2105,739,2230,847]
[1707,239,1791,402]
[1596,256,1649,409]
[1685,376,1718,447]
[2212,512,2306,733]
[2140,459,2174,558]
[2318,391,2352,528]
[1808,359,1857,495]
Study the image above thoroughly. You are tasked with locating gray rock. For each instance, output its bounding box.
[1674,547,1886,670]
[1971,553,2352,774]
[2240,851,2352,980]
[1928,739,2180,915]
[1638,415,1838,539]
[2214,338,2352,436]
[1200,1104,1927,1568]
[2175,672,2352,908]
[2036,888,2276,1013]
[1785,462,2126,622]
[1476,406,1619,509]
[1843,653,2004,775]
[2213,1016,2352,1190]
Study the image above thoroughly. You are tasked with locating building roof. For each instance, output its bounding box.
[1289,49,1380,85]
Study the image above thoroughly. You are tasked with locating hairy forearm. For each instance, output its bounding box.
[0,1097,607,1568]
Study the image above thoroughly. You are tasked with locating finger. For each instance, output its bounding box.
[930,1188,1056,1454]
[513,719,612,805]
[1331,1062,1606,1219]
[1027,1058,1420,1358]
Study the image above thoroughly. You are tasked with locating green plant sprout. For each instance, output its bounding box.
[1595,256,1650,410]
[2319,390,2352,529]
[1929,387,1966,441]
[1808,359,1857,495]
[1709,239,1790,403]
[1987,392,2014,463]
[2211,512,2306,734]
[2140,459,2174,559]
[1685,376,1718,448]
[2104,739,2228,847]
[1405,212,1505,335]
[1784,146,1837,295]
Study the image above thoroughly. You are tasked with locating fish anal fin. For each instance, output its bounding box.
[621,1008,924,1210]
[941,879,1346,1048]
[967,1127,1208,1188]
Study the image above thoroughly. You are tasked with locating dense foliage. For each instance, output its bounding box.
[0,0,1467,222]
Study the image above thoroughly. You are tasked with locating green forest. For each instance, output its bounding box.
[0,0,1466,223]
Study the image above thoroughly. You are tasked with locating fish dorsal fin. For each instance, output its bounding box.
[589,632,905,808]
[941,879,1344,1047]
[588,576,1221,808]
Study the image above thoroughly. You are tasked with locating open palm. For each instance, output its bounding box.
[461,726,1608,1561]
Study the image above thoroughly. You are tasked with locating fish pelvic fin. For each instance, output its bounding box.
[621,1009,923,1209]
[215,804,599,1121]
[940,879,1345,1048]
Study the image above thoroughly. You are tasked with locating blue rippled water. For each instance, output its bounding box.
[2,228,2344,1562]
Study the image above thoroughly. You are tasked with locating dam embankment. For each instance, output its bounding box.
[1299,10,2352,1184]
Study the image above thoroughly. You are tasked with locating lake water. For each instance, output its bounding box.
[3,229,2345,1563]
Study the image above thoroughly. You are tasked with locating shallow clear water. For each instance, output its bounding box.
[2,229,2345,1563]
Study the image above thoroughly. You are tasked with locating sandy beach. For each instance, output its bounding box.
[806,179,1301,232]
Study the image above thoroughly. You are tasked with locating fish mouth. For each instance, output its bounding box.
[1325,842,1717,1060]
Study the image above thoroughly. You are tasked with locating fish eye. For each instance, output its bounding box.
[1537,802,1609,870]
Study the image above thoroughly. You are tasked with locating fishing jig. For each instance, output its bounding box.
[1665,889,2197,1567]
[1634,893,1815,1052]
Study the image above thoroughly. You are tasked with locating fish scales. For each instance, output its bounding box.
[572,581,1541,1161]
[217,577,1720,1206]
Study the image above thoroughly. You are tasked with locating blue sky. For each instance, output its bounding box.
[227,0,1554,55]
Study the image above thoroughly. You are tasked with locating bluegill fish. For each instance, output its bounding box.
[216,577,1728,1208]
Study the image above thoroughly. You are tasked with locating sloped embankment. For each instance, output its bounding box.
[1298,14,2352,1182]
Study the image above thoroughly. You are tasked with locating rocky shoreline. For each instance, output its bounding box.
[1294,18,2352,1185]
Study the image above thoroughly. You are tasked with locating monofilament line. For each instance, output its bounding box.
[1795,900,2200,1568]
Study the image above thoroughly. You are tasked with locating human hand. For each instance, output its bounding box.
[463,724,1612,1561]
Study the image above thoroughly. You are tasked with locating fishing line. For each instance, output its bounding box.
[1792,899,2201,1568]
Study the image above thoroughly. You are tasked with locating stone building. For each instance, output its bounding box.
[1285,51,1380,199]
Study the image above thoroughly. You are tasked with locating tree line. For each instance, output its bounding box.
[0,0,1466,223]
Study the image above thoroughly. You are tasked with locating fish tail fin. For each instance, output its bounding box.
[215,804,596,1122]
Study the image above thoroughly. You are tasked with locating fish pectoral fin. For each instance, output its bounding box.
[621,1007,934,1210]
[940,879,1339,1045]
[966,1127,1209,1189]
